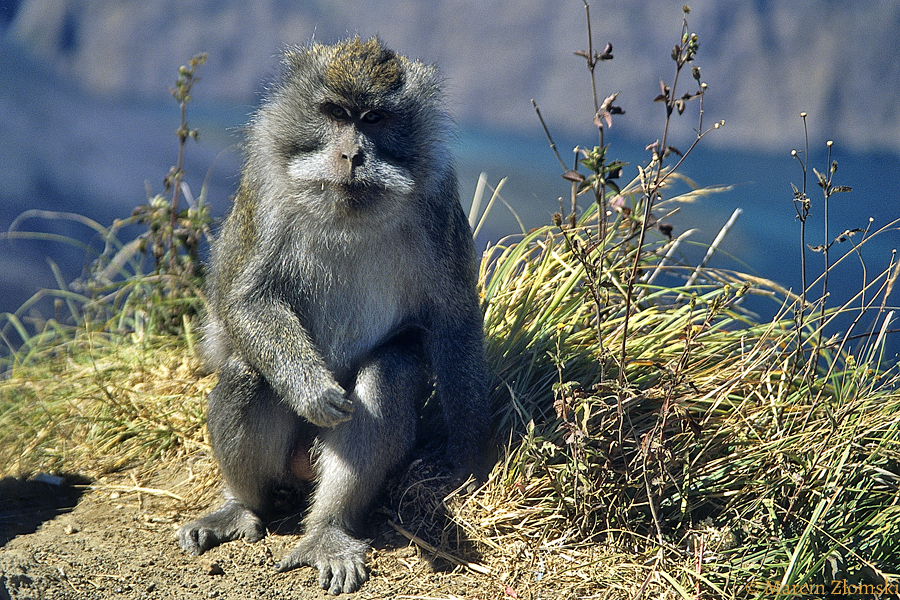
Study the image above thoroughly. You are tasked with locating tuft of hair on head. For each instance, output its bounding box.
[321,36,404,100]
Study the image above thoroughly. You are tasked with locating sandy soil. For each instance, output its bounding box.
[0,469,496,600]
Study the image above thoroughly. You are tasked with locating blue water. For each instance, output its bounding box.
[456,128,900,360]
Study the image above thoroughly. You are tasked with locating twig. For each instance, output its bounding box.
[619,11,700,391]
[532,99,567,172]
[791,113,811,372]
[388,521,491,576]
[90,484,185,502]
[58,567,82,594]
[694,533,705,599]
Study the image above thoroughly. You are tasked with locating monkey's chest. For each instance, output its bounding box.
[301,258,418,372]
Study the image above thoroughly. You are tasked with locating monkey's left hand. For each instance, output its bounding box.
[293,380,354,428]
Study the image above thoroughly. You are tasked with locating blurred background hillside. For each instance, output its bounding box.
[6,0,900,148]
[2,0,899,353]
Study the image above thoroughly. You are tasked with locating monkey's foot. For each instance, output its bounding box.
[177,499,265,555]
[275,524,369,595]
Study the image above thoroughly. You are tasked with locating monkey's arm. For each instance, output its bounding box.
[417,191,492,480]
[216,270,353,428]
[429,301,491,480]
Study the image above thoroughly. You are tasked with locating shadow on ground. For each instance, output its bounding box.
[0,474,89,547]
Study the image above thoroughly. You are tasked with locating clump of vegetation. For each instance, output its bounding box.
[2,6,899,600]
[1,53,212,365]
[1,52,215,486]
[452,3,900,598]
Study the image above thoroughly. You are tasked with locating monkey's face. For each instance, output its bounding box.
[249,38,451,223]
[283,100,416,209]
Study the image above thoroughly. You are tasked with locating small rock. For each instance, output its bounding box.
[33,473,65,486]
[204,561,225,576]
[64,523,79,535]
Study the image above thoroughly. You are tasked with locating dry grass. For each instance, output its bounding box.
[0,331,212,479]
[446,196,900,598]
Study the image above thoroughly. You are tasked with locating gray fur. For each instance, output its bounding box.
[176,37,489,595]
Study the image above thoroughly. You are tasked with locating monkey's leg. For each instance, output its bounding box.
[178,357,302,555]
[275,339,426,595]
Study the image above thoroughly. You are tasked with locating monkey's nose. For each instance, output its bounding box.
[340,146,364,177]
[343,150,364,168]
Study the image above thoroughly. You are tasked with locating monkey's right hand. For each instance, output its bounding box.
[296,382,354,428]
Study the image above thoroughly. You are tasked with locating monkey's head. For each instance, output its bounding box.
[246,37,454,224]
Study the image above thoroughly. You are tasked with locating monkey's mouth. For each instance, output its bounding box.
[327,181,386,208]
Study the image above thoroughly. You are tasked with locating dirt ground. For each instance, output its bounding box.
[0,468,497,600]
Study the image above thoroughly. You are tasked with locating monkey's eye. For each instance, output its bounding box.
[361,111,384,125]
[326,104,351,121]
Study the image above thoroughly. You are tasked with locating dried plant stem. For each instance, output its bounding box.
[618,25,706,396]
[792,113,811,372]
[583,0,600,117]
[580,0,609,368]
[388,521,491,576]
[167,98,189,271]
[531,99,567,172]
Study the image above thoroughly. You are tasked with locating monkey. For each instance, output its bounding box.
[176,37,490,595]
